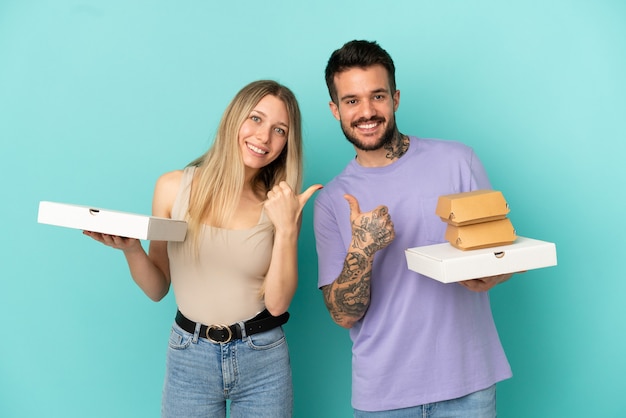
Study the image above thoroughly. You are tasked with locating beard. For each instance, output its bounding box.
[340,115,397,151]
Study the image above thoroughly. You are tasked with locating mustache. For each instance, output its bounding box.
[351,116,386,127]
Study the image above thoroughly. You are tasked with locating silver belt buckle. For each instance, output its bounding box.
[206,324,232,343]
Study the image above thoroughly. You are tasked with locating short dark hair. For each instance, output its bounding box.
[325,40,396,104]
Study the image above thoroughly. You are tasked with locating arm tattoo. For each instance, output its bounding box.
[324,251,372,324]
[352,209,394,256]
[338,252,369,284]
[323,193,395,326]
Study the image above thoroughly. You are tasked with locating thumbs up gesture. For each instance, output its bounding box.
[264,182,323,233]
[344,194,395,256]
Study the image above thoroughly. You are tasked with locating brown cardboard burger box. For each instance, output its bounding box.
[436,189,509,226]
[445,218,517,250]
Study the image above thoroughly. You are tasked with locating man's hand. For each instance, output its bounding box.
[344,194,395,256]
[458,273,514,292]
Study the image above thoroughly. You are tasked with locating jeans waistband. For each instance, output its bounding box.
[175,308,289,343]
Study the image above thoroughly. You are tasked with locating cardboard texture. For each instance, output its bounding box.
[436,190,509,226]
[405,236,557,283]
[445,218,517,250]
[37,201,187,241]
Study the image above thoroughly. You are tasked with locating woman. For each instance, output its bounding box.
[84,80,321,417]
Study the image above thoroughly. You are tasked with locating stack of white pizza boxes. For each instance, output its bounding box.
[435,190,516,251]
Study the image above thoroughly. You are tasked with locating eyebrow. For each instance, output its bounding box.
[251,109,289,129]
[339,88,389,102]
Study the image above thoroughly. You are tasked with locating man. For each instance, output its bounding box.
[313,40,513,417]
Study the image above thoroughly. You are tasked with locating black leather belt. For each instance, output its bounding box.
[175,308,289,343]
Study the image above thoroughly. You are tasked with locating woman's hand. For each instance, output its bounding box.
[82,231,143,253]
[264,182,323,233]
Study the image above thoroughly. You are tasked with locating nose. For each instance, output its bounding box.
[255,125,271,143]
[359,99,376,119]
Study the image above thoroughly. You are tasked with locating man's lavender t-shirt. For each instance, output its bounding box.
[313,136,512,412]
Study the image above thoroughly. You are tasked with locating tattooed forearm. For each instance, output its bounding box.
[337,252,369,283]
[334,269,371,314]
[322,196,396,328]
[323,252,373,327]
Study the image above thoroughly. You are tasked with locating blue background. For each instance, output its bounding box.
[1,1,625,417]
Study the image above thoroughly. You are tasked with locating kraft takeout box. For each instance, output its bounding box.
[37,201,187,241]
[405,236,557,283]
[445,218,517,250]
[436,190,509,226]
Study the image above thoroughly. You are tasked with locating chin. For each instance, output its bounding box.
[350,137,387,152]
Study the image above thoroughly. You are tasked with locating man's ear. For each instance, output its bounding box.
[329,100,341,121]
[393,89,400,112]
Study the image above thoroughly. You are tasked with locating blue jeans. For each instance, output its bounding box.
[354,385,496,418]
[161,321,292,418]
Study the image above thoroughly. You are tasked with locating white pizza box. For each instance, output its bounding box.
[405,236,557,283]
[37,201,187,241]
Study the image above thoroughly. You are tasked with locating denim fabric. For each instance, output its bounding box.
[354,385,496,418]
[161,321,292,418]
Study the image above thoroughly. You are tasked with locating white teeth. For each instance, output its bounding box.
[247,143,268,154]
[358,122,378,129]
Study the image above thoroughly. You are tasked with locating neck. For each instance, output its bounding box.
[355,131,409,167]
[243,168,265,200]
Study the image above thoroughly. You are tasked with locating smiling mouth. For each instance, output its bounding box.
[353,117,385,130]
[246,142,268,155]
[357,122,379,129]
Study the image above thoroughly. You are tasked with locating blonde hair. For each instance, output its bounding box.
[186,80,303,243]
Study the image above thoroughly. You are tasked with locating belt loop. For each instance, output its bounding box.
[192,321,201,343]
[237,321,247,339]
